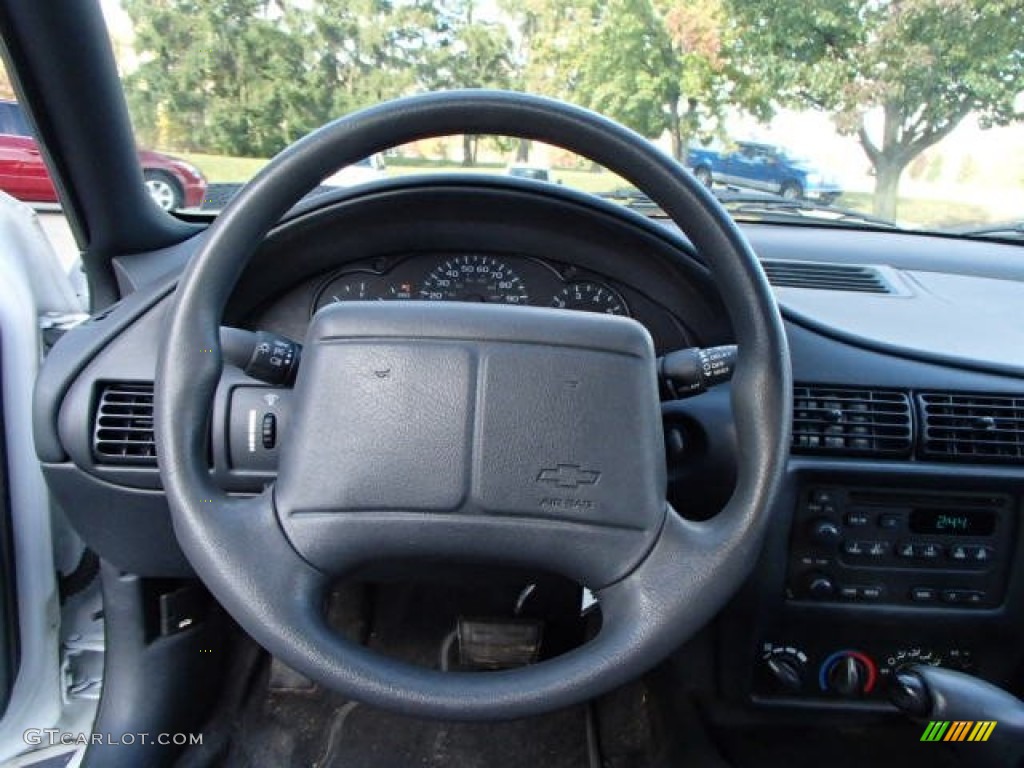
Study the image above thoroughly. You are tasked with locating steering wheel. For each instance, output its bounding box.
[155,90,790,720]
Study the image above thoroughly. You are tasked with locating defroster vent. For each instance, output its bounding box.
[793,386,912,457]
[762,260,892,293]
[918,393,1024,464]
[93,382,156,465]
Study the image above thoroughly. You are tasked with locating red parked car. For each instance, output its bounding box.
[0,99,206,210]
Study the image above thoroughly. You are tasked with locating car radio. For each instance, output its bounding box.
[786,487,1014,608]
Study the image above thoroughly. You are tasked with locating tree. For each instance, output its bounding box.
[122,0,441,157]
[578,0,747,160]
[498,0,592,162]
[301,0,442,125]
[728,0,1024,219]
[580,0,695,158]
[124,0,311,156]
[503,0,770,161]
[420,1,516,165]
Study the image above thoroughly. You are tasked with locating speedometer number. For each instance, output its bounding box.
[420,255,529,304]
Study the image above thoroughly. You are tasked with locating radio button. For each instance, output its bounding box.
[844,540,889,558]
[845,511,870,527]
[966,545,994,563]
[877,514,901,530]
[948,545,969,562]
[940,589,986,606]
[866,541,889,558]
[837,585,885,601]
[859,586,884,601]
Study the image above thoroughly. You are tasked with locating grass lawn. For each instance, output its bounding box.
[182,152,628,193]
[385,162,628,194]
[179,152,269,182]
[838,191,992,230]
[179,152,993,229]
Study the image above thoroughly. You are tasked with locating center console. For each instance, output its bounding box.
[718,471,1023,712]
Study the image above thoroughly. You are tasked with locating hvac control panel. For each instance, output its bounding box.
[753,639,976,702]
[786,487,1014,609]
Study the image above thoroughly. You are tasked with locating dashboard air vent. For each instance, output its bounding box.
[793,386,912,457]
[918,393,1024,464]
[762,260,891,293]
[93,382,156,465]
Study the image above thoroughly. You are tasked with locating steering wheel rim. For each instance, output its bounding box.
[155,90,791,720]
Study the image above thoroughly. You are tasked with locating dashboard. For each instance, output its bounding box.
[251,250,694,354]
[33,177,1024,725]
[313,253,628,314]
[224,182,727,353]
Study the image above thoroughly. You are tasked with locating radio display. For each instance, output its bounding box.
[909,508,995,537]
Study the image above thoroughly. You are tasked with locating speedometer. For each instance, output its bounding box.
[419,255,529,305]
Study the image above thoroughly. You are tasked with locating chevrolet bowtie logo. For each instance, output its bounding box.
[536,464,601,489]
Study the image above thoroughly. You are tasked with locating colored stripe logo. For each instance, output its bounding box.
[921,721,997,742]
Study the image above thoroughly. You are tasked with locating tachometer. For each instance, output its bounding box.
[552,282,629,316]
[420,255,529,304]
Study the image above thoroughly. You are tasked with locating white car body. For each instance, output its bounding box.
[322,154,387,188]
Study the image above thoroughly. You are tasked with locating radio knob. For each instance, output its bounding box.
[809,518,842,545]
[805,573,835,599]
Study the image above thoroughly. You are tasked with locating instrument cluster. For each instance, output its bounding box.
[311,253,631,317]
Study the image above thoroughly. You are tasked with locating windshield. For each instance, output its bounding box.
[96,0,1023,235]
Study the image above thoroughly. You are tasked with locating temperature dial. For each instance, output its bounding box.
[819,650,878,697]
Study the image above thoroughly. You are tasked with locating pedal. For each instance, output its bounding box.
[456,617,543,669]
[268,656,317,692]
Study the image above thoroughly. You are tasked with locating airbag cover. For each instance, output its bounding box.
[274,301,666,580]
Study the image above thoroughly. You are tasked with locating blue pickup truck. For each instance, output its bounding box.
[687,140,842,203]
